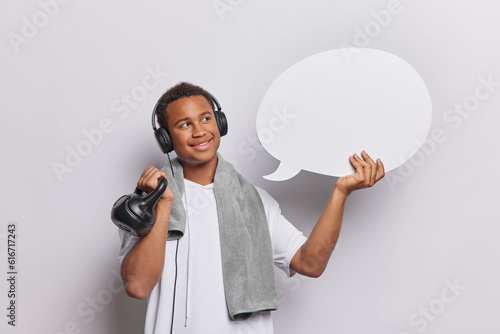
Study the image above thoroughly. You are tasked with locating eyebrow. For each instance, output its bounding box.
[173,111,213,126]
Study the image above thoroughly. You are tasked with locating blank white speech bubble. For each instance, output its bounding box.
[257,48,432,181]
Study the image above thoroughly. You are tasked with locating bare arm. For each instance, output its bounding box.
[120,167,174,299]
[290,151,385,278]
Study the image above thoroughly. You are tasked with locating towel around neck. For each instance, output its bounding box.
[162,153,278,319]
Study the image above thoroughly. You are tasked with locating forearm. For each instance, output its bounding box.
[292,186,347,277]
[121,200,172,299]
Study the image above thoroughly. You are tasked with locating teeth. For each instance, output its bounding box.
[194,141,209,146]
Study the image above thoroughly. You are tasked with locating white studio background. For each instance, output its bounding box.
[1,1,499,333]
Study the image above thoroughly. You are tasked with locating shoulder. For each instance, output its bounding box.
[255,186,277,204]
[255,186,281,217]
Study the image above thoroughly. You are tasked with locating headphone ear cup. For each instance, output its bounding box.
[154,127,174,153]
[215,110,228,137]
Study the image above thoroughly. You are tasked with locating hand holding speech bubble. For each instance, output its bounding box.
[256,48,432,181]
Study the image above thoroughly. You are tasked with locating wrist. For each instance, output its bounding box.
[155,198,173,211]
[332,184,350,200]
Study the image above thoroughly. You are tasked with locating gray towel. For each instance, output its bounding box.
[162,153,278,320]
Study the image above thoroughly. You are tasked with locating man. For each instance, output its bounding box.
[118,82,385,333]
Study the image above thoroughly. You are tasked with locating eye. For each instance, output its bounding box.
[180,122,189,128]
[202,116,210,122]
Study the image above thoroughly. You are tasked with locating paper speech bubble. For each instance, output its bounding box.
[257,48,432,181]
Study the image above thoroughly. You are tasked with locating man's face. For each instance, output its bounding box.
[166,95,220,168]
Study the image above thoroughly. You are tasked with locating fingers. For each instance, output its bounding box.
[137,166,168,193]
[360,151,378,186]
[375,158,385,181]
[350,151,384,187]
[362,150,386,182]
[348,154,362,173]
[352,152,371,186]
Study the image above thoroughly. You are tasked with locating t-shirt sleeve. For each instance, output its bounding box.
[256,187,308,277]
[118,229,140,264]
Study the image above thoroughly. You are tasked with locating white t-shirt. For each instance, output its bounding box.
[119,179,307,334]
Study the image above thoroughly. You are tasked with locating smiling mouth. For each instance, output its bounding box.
[190,138,213,148]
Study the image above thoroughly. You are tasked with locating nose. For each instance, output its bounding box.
[191,122,206,137]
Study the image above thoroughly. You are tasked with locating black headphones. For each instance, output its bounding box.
[151,92,228,154]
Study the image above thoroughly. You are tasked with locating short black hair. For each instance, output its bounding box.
[155,82,214,130]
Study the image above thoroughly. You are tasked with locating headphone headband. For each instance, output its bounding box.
[152,93,222,130]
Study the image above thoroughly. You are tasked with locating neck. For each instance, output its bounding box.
[180,156,218,186]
